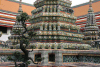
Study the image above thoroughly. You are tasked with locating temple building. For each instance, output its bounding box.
[1,0,100,67]
[0,0,35,41]
[30,0,83,44]
[83,0,99,46]
[73,0,100,31]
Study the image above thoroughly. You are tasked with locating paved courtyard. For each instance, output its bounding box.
[0,62,100,67]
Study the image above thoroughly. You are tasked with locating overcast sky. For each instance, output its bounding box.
[16,0,89,6]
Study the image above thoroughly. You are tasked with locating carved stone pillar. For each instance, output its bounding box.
[41,50,48,65]
[55,51,62,66]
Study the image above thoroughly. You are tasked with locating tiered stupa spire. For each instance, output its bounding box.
[87,0,95,24]
[18,0,23,14]
[7,0,24,49]
[88,0,93,11]
[84,0,99,45]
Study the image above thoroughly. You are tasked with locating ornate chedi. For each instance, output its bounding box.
[7,0,24,49]
[83,0,99,45]
[27,0,91,50]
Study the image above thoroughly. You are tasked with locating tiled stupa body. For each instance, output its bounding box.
[27,0,91,49]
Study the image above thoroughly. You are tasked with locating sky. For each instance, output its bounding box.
[16,0,90,6]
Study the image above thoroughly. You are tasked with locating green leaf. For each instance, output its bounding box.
[7,56,13,60]
[16,12,29,22]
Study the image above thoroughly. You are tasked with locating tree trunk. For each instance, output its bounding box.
[25,63,28,67]
[20,39,29,67]
[15,61,17,67]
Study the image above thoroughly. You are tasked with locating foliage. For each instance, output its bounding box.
[7,56,13,61]
[13,29,22,35]
[21,38,30,48]
[28,31,36,38]
[31,45,36,49]
[26,61,31,65]
[7,51,24,62]
[14,12,37,67]
[16,12,29,22]
[10,12,38,67]
[13,51,21,59]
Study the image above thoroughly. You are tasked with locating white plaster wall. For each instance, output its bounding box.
[0,27,11,42]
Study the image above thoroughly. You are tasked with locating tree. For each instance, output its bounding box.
[7,51,24,67]
[8,12,44,67]
[13,12,37,67]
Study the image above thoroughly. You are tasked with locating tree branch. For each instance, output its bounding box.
[20,39,27,53]
[28,57,38,64]
[25,44,29,49]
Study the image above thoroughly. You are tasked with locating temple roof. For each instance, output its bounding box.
[72,0,100,17]
[1,0,100,17]
[0,0,36,15]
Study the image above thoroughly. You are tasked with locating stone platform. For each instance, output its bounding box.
[1,62,100,67]
[1,49,100,67]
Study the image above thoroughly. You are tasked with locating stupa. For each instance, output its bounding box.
[26,0,93,66]
[27,0,91,50]
[7,0,24,49]
[83,0,99,46]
